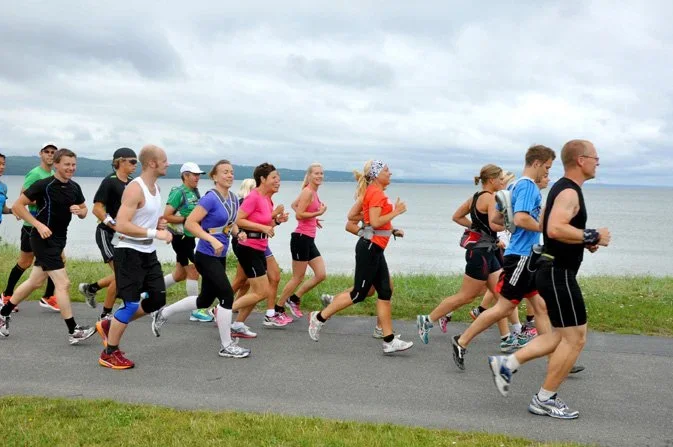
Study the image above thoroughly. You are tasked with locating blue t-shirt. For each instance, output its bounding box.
[504,177,541,257]
[0,180,7,224]
[196,190,239,258]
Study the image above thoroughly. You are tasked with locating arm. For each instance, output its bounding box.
[184,205,226,255]
[93,202,116,230]
[12,194,52,238]
[236,208,274,236]
[2,204,10,215]
[294,189,325,220]
[547,189,610,246]
[486,195,505,232]
[513,212,540,232]
[115,183,171,240]
[163,204,185,224]
[70,202,88,219]
[347,198,364,222]
[369,197,406,228]
[452,198,472,228]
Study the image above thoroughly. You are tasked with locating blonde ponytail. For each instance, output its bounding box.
[353,160,373,199]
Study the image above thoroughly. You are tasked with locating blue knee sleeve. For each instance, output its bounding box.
[114,300,140,324]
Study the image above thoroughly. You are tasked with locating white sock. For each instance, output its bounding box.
[164,274,176,289]
[538,387,556,401]
[216,306,233,347]
[504,354,520,372]
[231,321,245,329]
[186,279,199,296]
[512,323,522,334]
[162,296,198,319]
[265,308,275,317]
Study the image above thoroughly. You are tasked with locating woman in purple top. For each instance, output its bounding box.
[150,160,250,359]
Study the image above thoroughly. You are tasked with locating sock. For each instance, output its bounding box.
[289,294,300,304]
[231,321,244,329]
[427,316,436,325]
[265,308,275,318]
[1,302,16,316]
[512,323,522,334]
[504,355,520,372]
[162,296,198,319]
[43,277,55,298]
[274,304,285,313]
[105,344,119,355]
[102,306,113,316]
[216,306,233,347]
[65,317,77,334]
[164,274,176,289]
[537,387,556,401]
[478,306,486,313]
[501,332,511,341]
[383,334,394,343]
[88,282,102,293]
[4,264,26,296]
[526,315,535,323]
[186,279,199,296]
[316,311,326,323]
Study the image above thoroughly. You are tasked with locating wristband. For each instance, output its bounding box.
[274,218,281,225]
[103,214,115,225]
[147,229,158,239]
[583,229,600,245]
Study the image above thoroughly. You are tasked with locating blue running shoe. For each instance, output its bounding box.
[528,394,579,419]
[488,355,512,396]
[416,315,433,344]
[190,308,214,323]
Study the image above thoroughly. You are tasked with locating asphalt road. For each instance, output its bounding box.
[1,303,672,446]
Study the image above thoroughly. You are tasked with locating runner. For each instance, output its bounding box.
[450,145,556,370]
[416,164,505,345]
[276,163,327,318]
[488,139,609,419]
[2,143,59,312]
[163,162,208,323]
[151,160,250,358]
[78,148,138,319]
[0,149,95,344]
[308,160,413,354]
[97,145,172,369]
[0,153,12,224]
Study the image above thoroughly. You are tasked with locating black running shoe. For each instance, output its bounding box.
[452,334,466,370]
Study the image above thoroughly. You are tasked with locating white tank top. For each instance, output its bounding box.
[115,177,163,253]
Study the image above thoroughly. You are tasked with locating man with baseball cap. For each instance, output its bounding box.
[2,143,60,312]
[162,162,208,322]
[78,148,138,320]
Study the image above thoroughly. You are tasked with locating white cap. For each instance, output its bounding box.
[180,162,205,174]
[41,142,58,151]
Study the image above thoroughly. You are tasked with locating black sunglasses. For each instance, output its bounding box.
[123,158,138,165]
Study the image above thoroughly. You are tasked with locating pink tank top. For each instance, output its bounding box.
[295,188,320,238]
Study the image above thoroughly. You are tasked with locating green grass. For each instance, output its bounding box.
[0,396,585,447]
[1,243,672,336]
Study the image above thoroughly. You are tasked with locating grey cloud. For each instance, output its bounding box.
[287,54,394,89]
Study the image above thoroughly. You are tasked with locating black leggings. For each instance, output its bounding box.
[194,251,234,309]
[350,237,392,303]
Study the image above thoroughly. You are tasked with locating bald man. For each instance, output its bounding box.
[97,145,172,369]
[488,140,610,419]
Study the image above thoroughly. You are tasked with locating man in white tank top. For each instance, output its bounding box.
[97,145,172,370]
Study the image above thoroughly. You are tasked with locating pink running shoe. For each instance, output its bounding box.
[263,313,290,327]
[438,312,453,333]
[286,300,303,318]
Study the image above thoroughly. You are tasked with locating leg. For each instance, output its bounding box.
[294,256,327,298]
[277,260,308,306]
[428,275,486,321]
[45,268,73,319]
[8,266,48,305]
[266,256,281,310]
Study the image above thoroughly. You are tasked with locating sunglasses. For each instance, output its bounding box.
[123,158,138,165]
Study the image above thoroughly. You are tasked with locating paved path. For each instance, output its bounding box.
[1,303,672,446]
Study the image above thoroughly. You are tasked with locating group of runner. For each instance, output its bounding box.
[0,139,609,420]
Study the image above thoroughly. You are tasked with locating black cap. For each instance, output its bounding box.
[112,147,136,161]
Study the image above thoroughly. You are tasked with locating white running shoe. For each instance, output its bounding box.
[382,337,413,354]
[308,311,324,341]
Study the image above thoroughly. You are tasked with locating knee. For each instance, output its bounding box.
[114,301,139,324]
[314,271,327,283]
[140,291,166,314]
[195,294,215,309]
[174,270,187,282]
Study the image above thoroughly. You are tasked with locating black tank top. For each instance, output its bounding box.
[542,177,587,272]
[470,192,497,239]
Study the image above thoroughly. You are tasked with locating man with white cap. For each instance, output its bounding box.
[162,162,209,322]
[1,143,59,313]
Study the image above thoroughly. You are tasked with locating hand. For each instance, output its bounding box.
[394,197,407,215]
[272,204,285,216]
[211,239,224,256]
[497,239,506,249]
[262,226,275,238]
[393,229,404,238]
[69,205,86,217]
[35,222,52,239]
[318,202,327,216]
[157,217,168,230]
[156,229,173,243]
[597,227,611,247]
[237,231,247,242]
[316,219,323,229]
[586,245,599,253]
[279,212,290,223]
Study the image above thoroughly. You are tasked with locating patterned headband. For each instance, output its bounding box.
[367,160,386,181]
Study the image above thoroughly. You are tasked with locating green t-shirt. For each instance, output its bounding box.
[22,165,53,228]
[166,185,200,237]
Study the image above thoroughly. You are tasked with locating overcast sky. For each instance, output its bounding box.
[1,1,672,185]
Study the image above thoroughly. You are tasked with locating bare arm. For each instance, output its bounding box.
[93,202,116,230]
[347,198,364,222]
[70,202,88,219]
[12,194,42,228]
[294,189,317,220]
[513,212,540,232]
[452,198,472,228]
[486,195,505,232]
[115,183,169,240]
[546,189,585,244]
[369,197,406,228]
[2,204,10,214]
[163,204,185,224]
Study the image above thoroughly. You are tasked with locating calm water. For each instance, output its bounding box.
[0,175,670,277]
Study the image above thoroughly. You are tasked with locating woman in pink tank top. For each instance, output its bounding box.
[277,163,327,318]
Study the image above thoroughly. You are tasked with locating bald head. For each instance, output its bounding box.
[561,140,594,168]
[139,144,165,168]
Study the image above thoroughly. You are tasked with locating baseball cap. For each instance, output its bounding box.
[41,142,57,152]
[112,147,137,161]
[180,162,205,174]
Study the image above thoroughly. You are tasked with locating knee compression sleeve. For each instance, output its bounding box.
[140,291,166,314]
[114,301,140,324]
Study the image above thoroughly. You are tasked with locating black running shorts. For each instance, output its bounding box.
[30,234,66,271]
[95,227,115,264]
[170,234,196,266]
[20,226,33,253]
[350,238,392,303]
[236,244,267,278]
[496,254,538,304]
[536,264,587,328]
[114,248,165,303]
[464,247,501,281]
[290,232,321,262]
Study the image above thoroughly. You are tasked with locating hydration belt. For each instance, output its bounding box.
[207,224,232,235]
[459,229,498,251]
[112,233,153,246]
[246,231,268,239]
[358,225,393,240]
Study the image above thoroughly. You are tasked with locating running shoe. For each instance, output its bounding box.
[1,293,18,312]
[286,299,303,318]
[522,321,537,336]
[308,311,324,341]
[0,314,10,337]
[99,349,135,370]
[499,334,527,353]
[469,307,481,320]
[516,330,535,347]
[320,293,333,308]
[39,296,60,312]
[99,312,113,322]
[78,283,98,308]
[230,324,257,339]
[452,334,467,370]
[372,327,401,339]
[382,337,414,354]
[189,308,214,323]
[528,394,579,419]
[263,313,290,327]
[219,339,251,358]
[570,364,586,374]
[68,325,96,345]
[488,355,512,397]
[207,307,216,319]
[151,309,167,337]
[416,315,433,344]
[96,318,111,347]
[438,312,452,333]
[278,312,293,324]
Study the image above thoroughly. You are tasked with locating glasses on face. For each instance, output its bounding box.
[580,155,600,163]
[124,158,138,165]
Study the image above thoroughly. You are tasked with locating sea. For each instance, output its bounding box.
[0,175,670,277]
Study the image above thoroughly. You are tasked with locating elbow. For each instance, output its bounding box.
[451,216,461,225]
[547,225,561,239]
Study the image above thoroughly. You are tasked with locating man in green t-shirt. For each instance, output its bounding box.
[162,162,207,321]
[2,143,60,312]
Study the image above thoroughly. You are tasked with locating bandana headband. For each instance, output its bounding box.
[367,160,385,181]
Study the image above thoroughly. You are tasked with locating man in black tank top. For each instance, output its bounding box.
[487,140,611,420]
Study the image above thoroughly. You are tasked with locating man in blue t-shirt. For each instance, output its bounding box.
[0,154,13,223]
[451,145,556,369]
